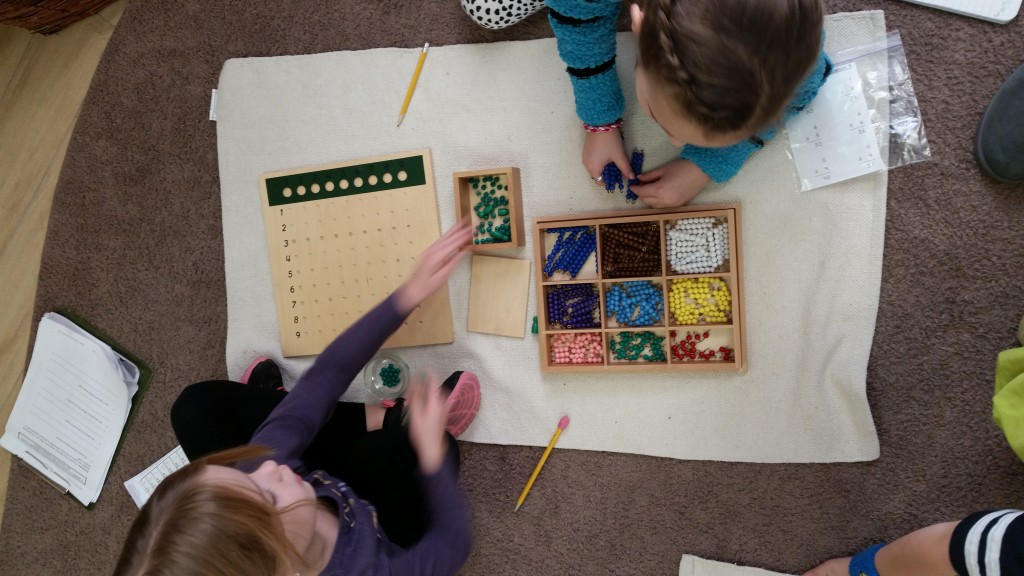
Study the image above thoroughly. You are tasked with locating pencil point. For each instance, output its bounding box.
[514,503,521,512]
[396,115,404,127]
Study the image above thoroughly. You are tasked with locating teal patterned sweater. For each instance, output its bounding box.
[547,0,832,182]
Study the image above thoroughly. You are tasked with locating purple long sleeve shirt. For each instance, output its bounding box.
[248,294,472,576]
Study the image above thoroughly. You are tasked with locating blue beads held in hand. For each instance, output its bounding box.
[602,162,622,192]
[625,149,644,202]
[600,149,645,203]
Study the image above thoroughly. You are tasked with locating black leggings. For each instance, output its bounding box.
[170,380,459,547]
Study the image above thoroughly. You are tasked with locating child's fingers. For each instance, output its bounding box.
[613,153,634,181]
[406,373,424,410]
[440,218,472,241]
[444,223,473,250]
[584,160,608,185]
[435,245,469,279]
[423,377,450,422]
[636,165,665,183]
[432,222,472,254]
[409,372,449,428]
[425,232,471,277]
[634,184,667,208]
[420,223,472,269]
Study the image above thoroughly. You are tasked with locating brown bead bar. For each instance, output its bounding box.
[600,222,662,278]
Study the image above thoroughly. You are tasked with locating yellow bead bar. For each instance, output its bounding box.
[668,277,732,325]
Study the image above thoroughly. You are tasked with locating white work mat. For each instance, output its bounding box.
[679,555,793,576]
[217,11,886,463]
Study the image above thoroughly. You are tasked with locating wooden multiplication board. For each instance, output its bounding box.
[534,205,746,373]
[260,149,453,357]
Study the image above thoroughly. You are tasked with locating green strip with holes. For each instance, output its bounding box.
[266,155,427,207]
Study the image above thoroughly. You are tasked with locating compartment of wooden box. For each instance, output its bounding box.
[606,329,669,365]
[663,212,734,276]
[542,283,602,331]
[539,225,599,281]
[665,275,736,327]
[545,332,606,367]
[534,205,746,374]
[668,327,738,369]
[453,167,524,250]
[601,279,667,328]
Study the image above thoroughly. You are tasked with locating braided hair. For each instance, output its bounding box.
[637,0,824,137]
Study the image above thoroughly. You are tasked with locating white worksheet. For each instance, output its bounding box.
[786,62,884,191]
[0,313,138,506]
[124,445,189,508]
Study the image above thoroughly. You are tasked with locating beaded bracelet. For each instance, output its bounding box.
[583,118,623,133]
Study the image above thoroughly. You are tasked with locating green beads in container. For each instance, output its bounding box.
[378,363,402,387]
[363,353,410,401]
[470,174,513,245]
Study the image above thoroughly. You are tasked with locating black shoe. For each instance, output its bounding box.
[240,356,285,392]
[977,63,1024,183]
[382,397,407,429]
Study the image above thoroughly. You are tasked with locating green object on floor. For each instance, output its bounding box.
[993,344,1024,462]
[531,316,538,334]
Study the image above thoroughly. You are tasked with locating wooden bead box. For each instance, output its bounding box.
[453,167,524,250]
[533,205,746,373]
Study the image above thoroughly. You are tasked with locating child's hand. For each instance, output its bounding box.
[631,158,711,208]
[406,373,449,475]
[801,557,850,576]
[583,130,634,186]
[394,220,473,316]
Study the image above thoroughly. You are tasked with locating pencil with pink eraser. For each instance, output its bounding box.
[515,415,569,511]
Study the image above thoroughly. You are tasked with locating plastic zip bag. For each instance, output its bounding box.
[832,30,931,170]
[786,30,931,191]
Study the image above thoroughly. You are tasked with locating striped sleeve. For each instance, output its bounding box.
[546,0,624,126]
[680,49,833,183]
[950,509,1024,576]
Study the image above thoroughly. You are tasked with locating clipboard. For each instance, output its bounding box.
[11,309,152,508]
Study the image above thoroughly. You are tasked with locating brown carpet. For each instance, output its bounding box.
[3,1,1024,574]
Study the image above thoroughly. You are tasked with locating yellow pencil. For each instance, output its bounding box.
[396,42,429,127]
[515,415,570,511]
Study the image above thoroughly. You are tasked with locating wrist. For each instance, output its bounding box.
[392,283,421,317]
[417,438,448,475]
[583,118,623,133]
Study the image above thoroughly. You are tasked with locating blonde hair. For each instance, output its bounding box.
[637,0,824,137]
[114,445,311,576]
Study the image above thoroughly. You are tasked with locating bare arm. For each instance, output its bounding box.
[803,522,958,576]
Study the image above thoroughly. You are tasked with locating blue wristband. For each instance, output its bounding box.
[848,543,885,576]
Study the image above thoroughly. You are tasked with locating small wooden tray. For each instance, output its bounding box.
[533,205,746,373]
[453,167,524,250]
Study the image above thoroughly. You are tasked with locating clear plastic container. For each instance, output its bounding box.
[362,353,409,401]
